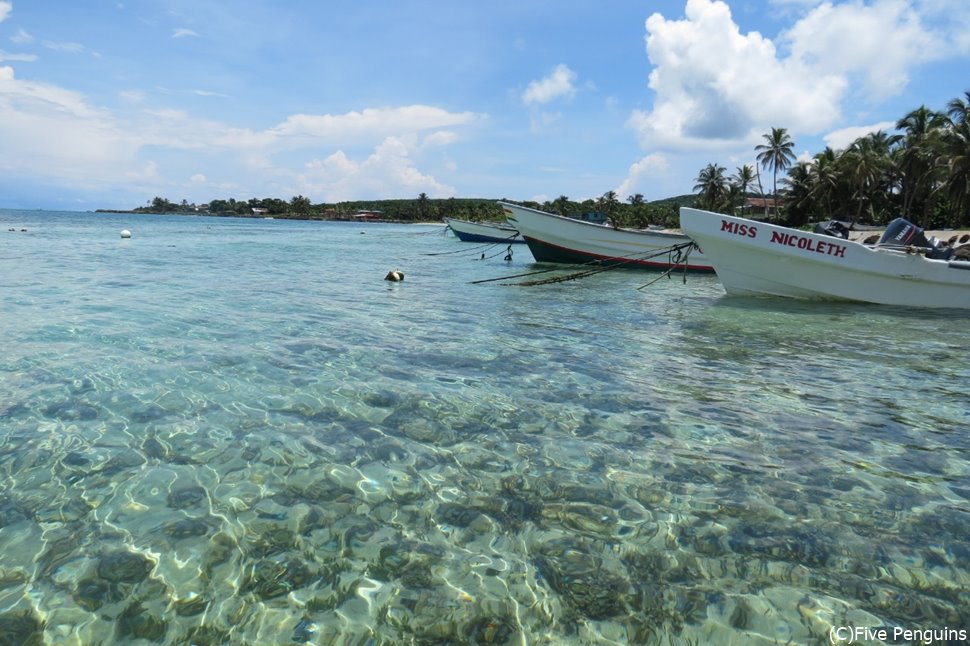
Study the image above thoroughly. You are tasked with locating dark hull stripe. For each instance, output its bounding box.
[523,236,715,272]
[452,230,525,244]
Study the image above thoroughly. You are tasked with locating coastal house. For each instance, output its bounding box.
[744,197,785,218]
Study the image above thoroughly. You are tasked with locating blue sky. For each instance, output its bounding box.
[1,0,969,211]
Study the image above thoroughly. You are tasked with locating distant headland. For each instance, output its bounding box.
[97,193,696,229]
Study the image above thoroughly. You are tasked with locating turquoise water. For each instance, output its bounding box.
[0,209,968,645]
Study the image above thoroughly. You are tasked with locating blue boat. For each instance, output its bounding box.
[444,217,524,243]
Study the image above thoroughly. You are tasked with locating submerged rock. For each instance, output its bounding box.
[43,399,100,421]
[245,558,313,599]
[0,568,28,591]
[466,615,518,645]
[167,485,207,509]
[163,517,213,540]
[533,542,632,621]
[181,626,232,646]
[174,593,209,617]
[97,550,155,584]
[73,578,116,611]
[117,602,166,641]
[0,610,44,646]
[246,524,298,558]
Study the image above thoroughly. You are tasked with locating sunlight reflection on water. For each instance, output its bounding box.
[0,209,967,644]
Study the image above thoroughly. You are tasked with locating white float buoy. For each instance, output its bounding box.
[120,230,131,239]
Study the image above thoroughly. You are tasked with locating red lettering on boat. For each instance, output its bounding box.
[721,220,757,238]
[769,230,847,258]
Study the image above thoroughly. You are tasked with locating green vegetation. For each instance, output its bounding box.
[124,192,690,229]
[127,194,510,223]
[512,192,693,229]
[693,90,970,229]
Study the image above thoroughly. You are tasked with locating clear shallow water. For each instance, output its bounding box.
[0,209,968,645]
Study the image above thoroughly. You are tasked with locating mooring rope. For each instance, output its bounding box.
[636,243,697,290]
[481,244,516,261]
[469,265,564,285]
[422,232,521,257]
[473,241,697,286]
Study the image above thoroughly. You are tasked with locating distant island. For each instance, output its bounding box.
[97,193,698,229]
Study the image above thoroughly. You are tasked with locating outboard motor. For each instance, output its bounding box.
[877,218,954,260]
[878,218,929,247]
[813,220,850,239]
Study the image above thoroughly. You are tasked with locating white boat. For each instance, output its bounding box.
[499,202,714,271]
[444,217,524,244]
[679,207,970,309]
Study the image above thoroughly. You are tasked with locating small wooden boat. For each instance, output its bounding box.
[443,217,524,244]
[679,207,970,308]
[499,202,713,271]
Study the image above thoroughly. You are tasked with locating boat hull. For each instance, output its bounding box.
[679,207,970,309]
[500,202,713,272]
[444,218,524,243]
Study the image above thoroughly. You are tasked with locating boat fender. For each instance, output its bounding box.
[504,245,513,261]
[385,270,404,282]
[121,230,132,239]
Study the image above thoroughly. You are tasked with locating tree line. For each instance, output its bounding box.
[132,192,692,228]
[133,194,511,222]
[692,90,970,229]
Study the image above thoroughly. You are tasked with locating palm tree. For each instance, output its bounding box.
[417,192,430,220]
[896,106,945,227]
[552,195,570,216]
[807,147,840,220]
[693,163,728,211]
[839,132,897,223]
[597,190,620,221]
[625,193,646,227]
[942,92,970,226]
[781,162,814,226]
[755,127,796,217]
[731,165,756,214]
[290,195,312,217]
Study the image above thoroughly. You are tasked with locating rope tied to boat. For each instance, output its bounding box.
[481,244,515,261]
[422,232,521,257]
[472,241,697,286]
[636,243,698,290]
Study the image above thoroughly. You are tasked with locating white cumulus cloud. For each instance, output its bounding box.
[615,153,669,199]
[782,0,937,100]
[522,64,577,106]
[632,0,846,151]
[0,62,472,202]
[270,105,480,142]
[299,136,454,202]
[824,120,897,151]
